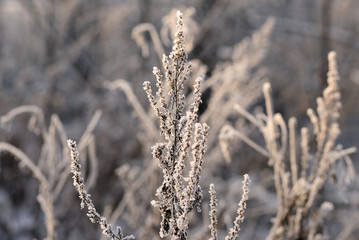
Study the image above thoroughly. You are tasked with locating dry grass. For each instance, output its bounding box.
[221,52,356,239]
[0,3,358,240]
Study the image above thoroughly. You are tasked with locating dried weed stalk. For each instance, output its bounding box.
[132,7,198,61]
[0,106,101,240]
[206,18,274,154]
[208,184,218,240]
[144,11,250,240]
[223,51,356,239]
[68,10,250,240]
[208,174,250,240]
[67,140,135,240]
[143,10,209,239]
[224,174,250,240]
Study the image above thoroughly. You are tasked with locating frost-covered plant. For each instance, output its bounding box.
[143,11,250,240]
[0,106,101,240]
[68,139,135,240]
[68,10,250,240]
[222,51,356,239]
[143,10,209,239]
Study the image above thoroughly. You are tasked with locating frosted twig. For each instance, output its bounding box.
[67,139,135,240]
[225,174,250,240]
[208,184,218,240]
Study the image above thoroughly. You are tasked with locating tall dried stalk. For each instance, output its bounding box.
[143,10,209,239]
[0,106,101,240]
[68,10,250,240]
[223,51,356,239]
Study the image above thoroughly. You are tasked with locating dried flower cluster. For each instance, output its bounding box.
[143,10,209,239]
[223,51,356,239]
[66,10,250,240]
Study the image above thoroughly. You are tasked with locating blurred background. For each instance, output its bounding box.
[0,0,358,239]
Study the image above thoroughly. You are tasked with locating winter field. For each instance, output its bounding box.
[0,1,358,239]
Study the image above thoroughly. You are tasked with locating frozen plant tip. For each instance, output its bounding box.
[225,174,250,240]
[67,139,134,240]
[208,184,218,240]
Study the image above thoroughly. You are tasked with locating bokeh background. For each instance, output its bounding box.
[0,0,358,239]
